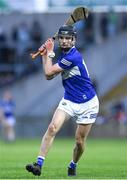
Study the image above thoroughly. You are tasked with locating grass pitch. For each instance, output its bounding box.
[0,138,127,179]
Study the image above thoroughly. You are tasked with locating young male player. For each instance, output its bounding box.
[0,90,16,142]
[26,25,99,176]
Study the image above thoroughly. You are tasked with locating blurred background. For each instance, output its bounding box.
[0,0,127,140]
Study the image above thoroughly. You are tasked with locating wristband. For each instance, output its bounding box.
[48,52,55,58]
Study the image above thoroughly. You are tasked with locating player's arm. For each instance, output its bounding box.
[39,38,63,80]
[42,57,63,80]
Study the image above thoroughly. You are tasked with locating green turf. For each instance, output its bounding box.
[0,138,127,179]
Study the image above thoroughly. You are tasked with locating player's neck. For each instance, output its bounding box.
[62,46,75,53]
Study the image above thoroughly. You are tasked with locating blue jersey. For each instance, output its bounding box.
[0,100,15,118]
[58,47,96,103]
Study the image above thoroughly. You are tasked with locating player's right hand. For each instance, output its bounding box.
[44,38,54,52]
[38,38,54,56]
[38,44,47,56]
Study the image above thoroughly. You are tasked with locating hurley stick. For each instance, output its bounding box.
[31,6,89,60]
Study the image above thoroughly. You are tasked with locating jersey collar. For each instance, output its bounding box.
[62,46,75,55]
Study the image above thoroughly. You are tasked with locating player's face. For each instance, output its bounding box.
[58,35,75,49]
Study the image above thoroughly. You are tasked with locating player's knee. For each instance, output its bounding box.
[48,123,57,136]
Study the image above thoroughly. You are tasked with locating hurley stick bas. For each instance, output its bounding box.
[30,7,89,59]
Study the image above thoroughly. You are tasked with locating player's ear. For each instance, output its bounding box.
[72,36,76,46]
[57,37,62,47]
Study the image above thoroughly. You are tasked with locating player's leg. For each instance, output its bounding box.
[38,108,70,157]
[0,110,7,140]
[68,95,99,176]
[26,108,70,176]
[68,123,92,176]
[2,119,10,141]
[73,124,92,162]
[5,117,16,142]
[7,125,15,141]
[3,124,10,141]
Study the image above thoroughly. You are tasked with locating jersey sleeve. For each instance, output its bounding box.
[58,57,74,70]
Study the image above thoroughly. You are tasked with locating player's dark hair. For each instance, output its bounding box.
[58,25,77,38]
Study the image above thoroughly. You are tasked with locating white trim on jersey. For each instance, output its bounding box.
[61,58,72,66]
[62,66,81,80]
